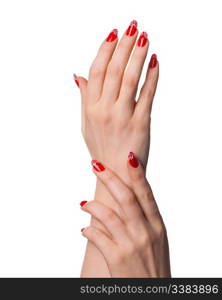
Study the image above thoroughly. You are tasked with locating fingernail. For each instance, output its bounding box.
[73,73,79,88]
[105,29,118,42]
[91,160,105,172]
[149,54,158,68]
[126,20,138,36]
[81,228,85,232]
[80,200,88,207]
[128,152,139,168]
[137,31,148,47]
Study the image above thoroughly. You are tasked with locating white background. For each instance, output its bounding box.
[0,0,222,277]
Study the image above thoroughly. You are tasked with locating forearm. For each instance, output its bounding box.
[81,180,115,277]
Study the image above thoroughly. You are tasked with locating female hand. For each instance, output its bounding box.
[80,152,171,277]
[74,20,159,182]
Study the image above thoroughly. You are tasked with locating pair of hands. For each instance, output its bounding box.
[74,20,170,277]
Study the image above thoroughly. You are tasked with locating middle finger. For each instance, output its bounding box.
[101,20,138,101]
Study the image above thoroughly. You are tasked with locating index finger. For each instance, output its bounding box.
[87,29,118,102]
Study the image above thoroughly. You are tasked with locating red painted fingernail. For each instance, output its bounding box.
[106,29,118,42]
[73,73,79,88]
[128,152,139,168]
[149,54,158,68]
[91,160,105,172]
[81,228,85,232]
[137,32,148,47]
[126,20,138,36]
[80,201,88,207]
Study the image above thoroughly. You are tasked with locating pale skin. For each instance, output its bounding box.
[81,158,171,277]
[74,20,170,277]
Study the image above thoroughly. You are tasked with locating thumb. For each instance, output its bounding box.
[73,74,88,99]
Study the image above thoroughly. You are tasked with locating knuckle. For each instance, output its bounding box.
[123,75,137,87]
[137,234,151,249]
[125,242,136,257]
[132,169,145,183]
[120,190,135,205]
[145,88,155,100]
[155,222,166,239]
[85,105,96,117]
[90,228,101,239]
[86,105,111,124]
[107,63,121,77]
[110,250,125,265]
[111,245,135,264]
[97,106,112,124]
[104,170,116,182]
[89,65,103,78]
[141,188,154,202]
[98,112,111,124]
[134,50,146,61]
[106,210,116,222]
[110,109,131,129]
[117,43,129,56]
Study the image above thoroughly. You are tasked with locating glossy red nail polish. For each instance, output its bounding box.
[91,160,105,172]
[81,228,85,232]
[106,29,118,42]
[126,20,138,36]
[73,73,79,88]
[149,54,158,68]
[137,32,148,47]
[80,200,88,207]
[128,152,139,168]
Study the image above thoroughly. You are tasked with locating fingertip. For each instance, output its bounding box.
[105,28,118,42]
[135,55,159,114]
[127,151,146,184]
[80,200,88,207]
[78,76,88,85]
[81,226,90,236]
[73,74,88,96]
[148,53,158,69]
[147,54,159,82]
[73,73,80,88]
[91,160,106,172]
[128,151,139,168]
